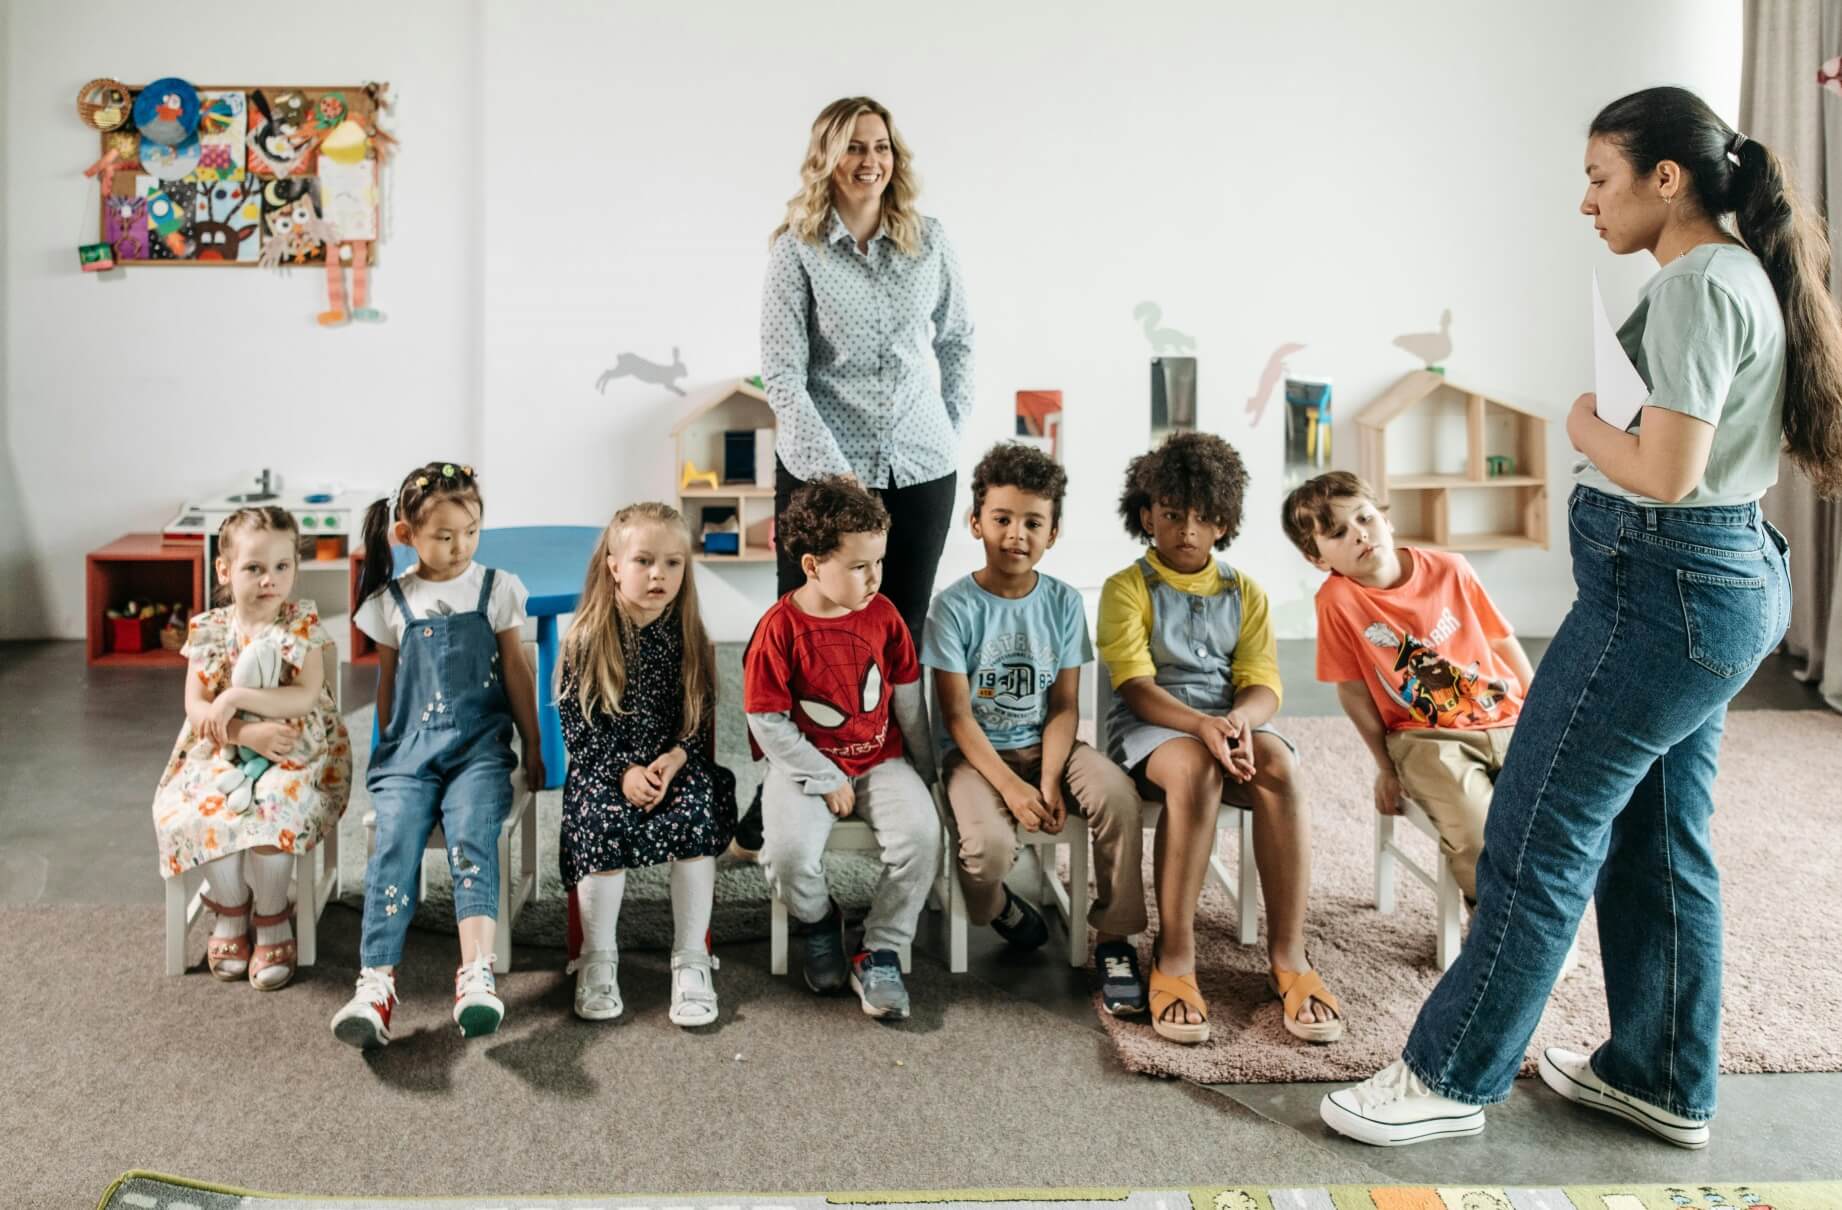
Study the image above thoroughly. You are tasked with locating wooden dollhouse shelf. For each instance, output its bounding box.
[672,379,779,565]
[1355,371,1552,552]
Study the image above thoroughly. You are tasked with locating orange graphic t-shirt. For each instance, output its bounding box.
[1314,548,1522,733]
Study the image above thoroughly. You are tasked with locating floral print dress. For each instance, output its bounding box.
[152,600,353,877]
[559,611,737,887]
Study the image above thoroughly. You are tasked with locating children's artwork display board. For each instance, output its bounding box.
[91,84,381,268]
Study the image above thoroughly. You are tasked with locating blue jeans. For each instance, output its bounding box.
[1402,486,1790,1120]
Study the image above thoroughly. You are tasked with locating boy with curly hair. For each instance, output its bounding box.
[921,443,1148,1012]
[742,476,940,1020]
[1096,432,1343,1046]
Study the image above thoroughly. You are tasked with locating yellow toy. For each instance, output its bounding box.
[680,460,719,492]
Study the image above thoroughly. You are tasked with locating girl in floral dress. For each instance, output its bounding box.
[560,502,736,1027]
[153,506,352,990]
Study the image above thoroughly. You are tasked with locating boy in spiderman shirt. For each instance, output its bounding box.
[744,476,940,1020]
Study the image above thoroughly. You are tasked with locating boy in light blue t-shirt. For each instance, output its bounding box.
[921,443,1148,1014]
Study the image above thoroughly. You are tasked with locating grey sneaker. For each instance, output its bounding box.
[849,948,910,1019]
[801,899,849,994]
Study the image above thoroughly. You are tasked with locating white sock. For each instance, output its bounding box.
[578,870,625,954]
[670,857,715,955]
[202,852,248,941]
[247,849,295,947]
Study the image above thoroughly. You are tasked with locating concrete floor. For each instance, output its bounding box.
[3,636,1839,1186]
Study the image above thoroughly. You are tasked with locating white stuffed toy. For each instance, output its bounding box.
[214,637,288,814]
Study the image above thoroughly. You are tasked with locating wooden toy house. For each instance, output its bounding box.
[672,378,778,563]
[1354,370,1550,551]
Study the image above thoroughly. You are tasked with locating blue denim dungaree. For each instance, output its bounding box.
[360,569,516,967]
[1105,557,1293,771]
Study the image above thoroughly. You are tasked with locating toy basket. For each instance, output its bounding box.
[76,79,132,132]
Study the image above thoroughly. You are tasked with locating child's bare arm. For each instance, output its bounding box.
[497,628,546,790]
[374,645,397,733]
[936,669,1052,832]
[1337,681,1404,816]
[1490,635,1536,690]
[1037,667,1081,794]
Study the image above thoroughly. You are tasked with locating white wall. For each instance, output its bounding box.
[5,0,1743,643]
[1,0,482,639]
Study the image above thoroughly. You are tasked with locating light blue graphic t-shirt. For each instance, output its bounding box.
[921,571,1092,753]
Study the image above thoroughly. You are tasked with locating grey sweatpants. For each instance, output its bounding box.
[759,759,942,953]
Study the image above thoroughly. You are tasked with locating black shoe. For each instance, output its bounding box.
[732,784,765,851]
[1094,939,1147,1015]
[990,887,1050,950]
[801,899,849,994]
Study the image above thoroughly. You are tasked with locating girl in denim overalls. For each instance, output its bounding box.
[331,463,544,1049]
[1324,87,1836,1149]
[1095,433,1342,1048]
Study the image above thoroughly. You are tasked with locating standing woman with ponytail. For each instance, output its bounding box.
[1323,86,1842,1149]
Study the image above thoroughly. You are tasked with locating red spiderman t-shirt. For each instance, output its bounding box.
[743,592,920,776]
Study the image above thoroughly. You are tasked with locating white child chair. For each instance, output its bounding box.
[1092,661,1260,952]
[928,677,1090,973]
[164,642,343,975]
[766,812,915,976]
[1373,800,1464,971]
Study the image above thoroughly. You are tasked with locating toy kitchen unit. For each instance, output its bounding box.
[165,470,383,568]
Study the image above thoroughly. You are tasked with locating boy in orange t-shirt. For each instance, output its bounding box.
[1282,472,1535,903]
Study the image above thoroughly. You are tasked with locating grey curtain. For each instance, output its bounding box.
[1742,0,1842,711]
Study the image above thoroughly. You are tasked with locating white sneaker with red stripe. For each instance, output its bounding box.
[331,967,398,1050]
[453,955,504,1037]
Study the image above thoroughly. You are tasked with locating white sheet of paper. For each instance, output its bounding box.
[1592,270,1649,430]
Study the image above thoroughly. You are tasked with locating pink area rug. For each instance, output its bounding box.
[1097,710,1842,1084]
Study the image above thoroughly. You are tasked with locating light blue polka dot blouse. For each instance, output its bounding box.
[760,209,975,488]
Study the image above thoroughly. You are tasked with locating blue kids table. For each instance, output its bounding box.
[381,526,601,789]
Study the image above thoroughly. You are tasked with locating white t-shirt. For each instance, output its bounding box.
[354,563,530,648]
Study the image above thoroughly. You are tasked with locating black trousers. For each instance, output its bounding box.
[773,457,958,645]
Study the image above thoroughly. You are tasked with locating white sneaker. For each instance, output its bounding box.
[668,948,719,1028]
[452,955,504,1037]
[1537,1046,1710,1148]
[1320,1059,1487,1146]
[568,949,622,1021]
[331,967,398,1050]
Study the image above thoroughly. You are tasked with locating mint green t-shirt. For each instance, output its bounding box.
[1575,243,1785,507]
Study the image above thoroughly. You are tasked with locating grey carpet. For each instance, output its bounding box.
[4,905,1376,1208]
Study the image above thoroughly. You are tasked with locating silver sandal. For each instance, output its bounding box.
[668,949,719,1027]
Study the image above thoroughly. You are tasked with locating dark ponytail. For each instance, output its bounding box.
[1592,86,1842,496]
[356,460,486,610]
[355,496,396,611]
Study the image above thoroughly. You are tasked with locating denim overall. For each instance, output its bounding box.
[360,569,516,968]
[1105,556,1292,771]
[1403,486,1791,1120]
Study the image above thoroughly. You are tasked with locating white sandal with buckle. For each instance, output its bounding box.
[669,948,719,1027]
[568,949,622,1021]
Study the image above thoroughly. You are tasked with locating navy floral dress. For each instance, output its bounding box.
[559,612,737,886]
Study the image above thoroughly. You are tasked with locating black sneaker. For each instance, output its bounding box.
[1094,939,1147,1015]
[801,899,849,994]
[731,784,765,852]
[990,887,1050,950]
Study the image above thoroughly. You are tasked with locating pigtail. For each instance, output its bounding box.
[356,495,396,609]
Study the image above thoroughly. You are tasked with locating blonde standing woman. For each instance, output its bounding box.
[740,96,975,852]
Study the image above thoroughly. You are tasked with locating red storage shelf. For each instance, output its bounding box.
[86,534,206,668]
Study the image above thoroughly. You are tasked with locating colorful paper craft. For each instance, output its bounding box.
[191,92,247,182]
[141,133,202,181]
[104,195,150,261]
[132,78,200,146]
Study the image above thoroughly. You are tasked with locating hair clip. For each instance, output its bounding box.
[416,476,429,488]
[462,465,473,476]
[442,464,456,477]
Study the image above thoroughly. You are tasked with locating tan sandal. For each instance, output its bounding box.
[1148,964,1210,1044]
[1269,964,1345,1043]
[199,892,251,981]
[248,903,297,991]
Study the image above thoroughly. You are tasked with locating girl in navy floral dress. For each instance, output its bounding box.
[559,502,736,1027]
